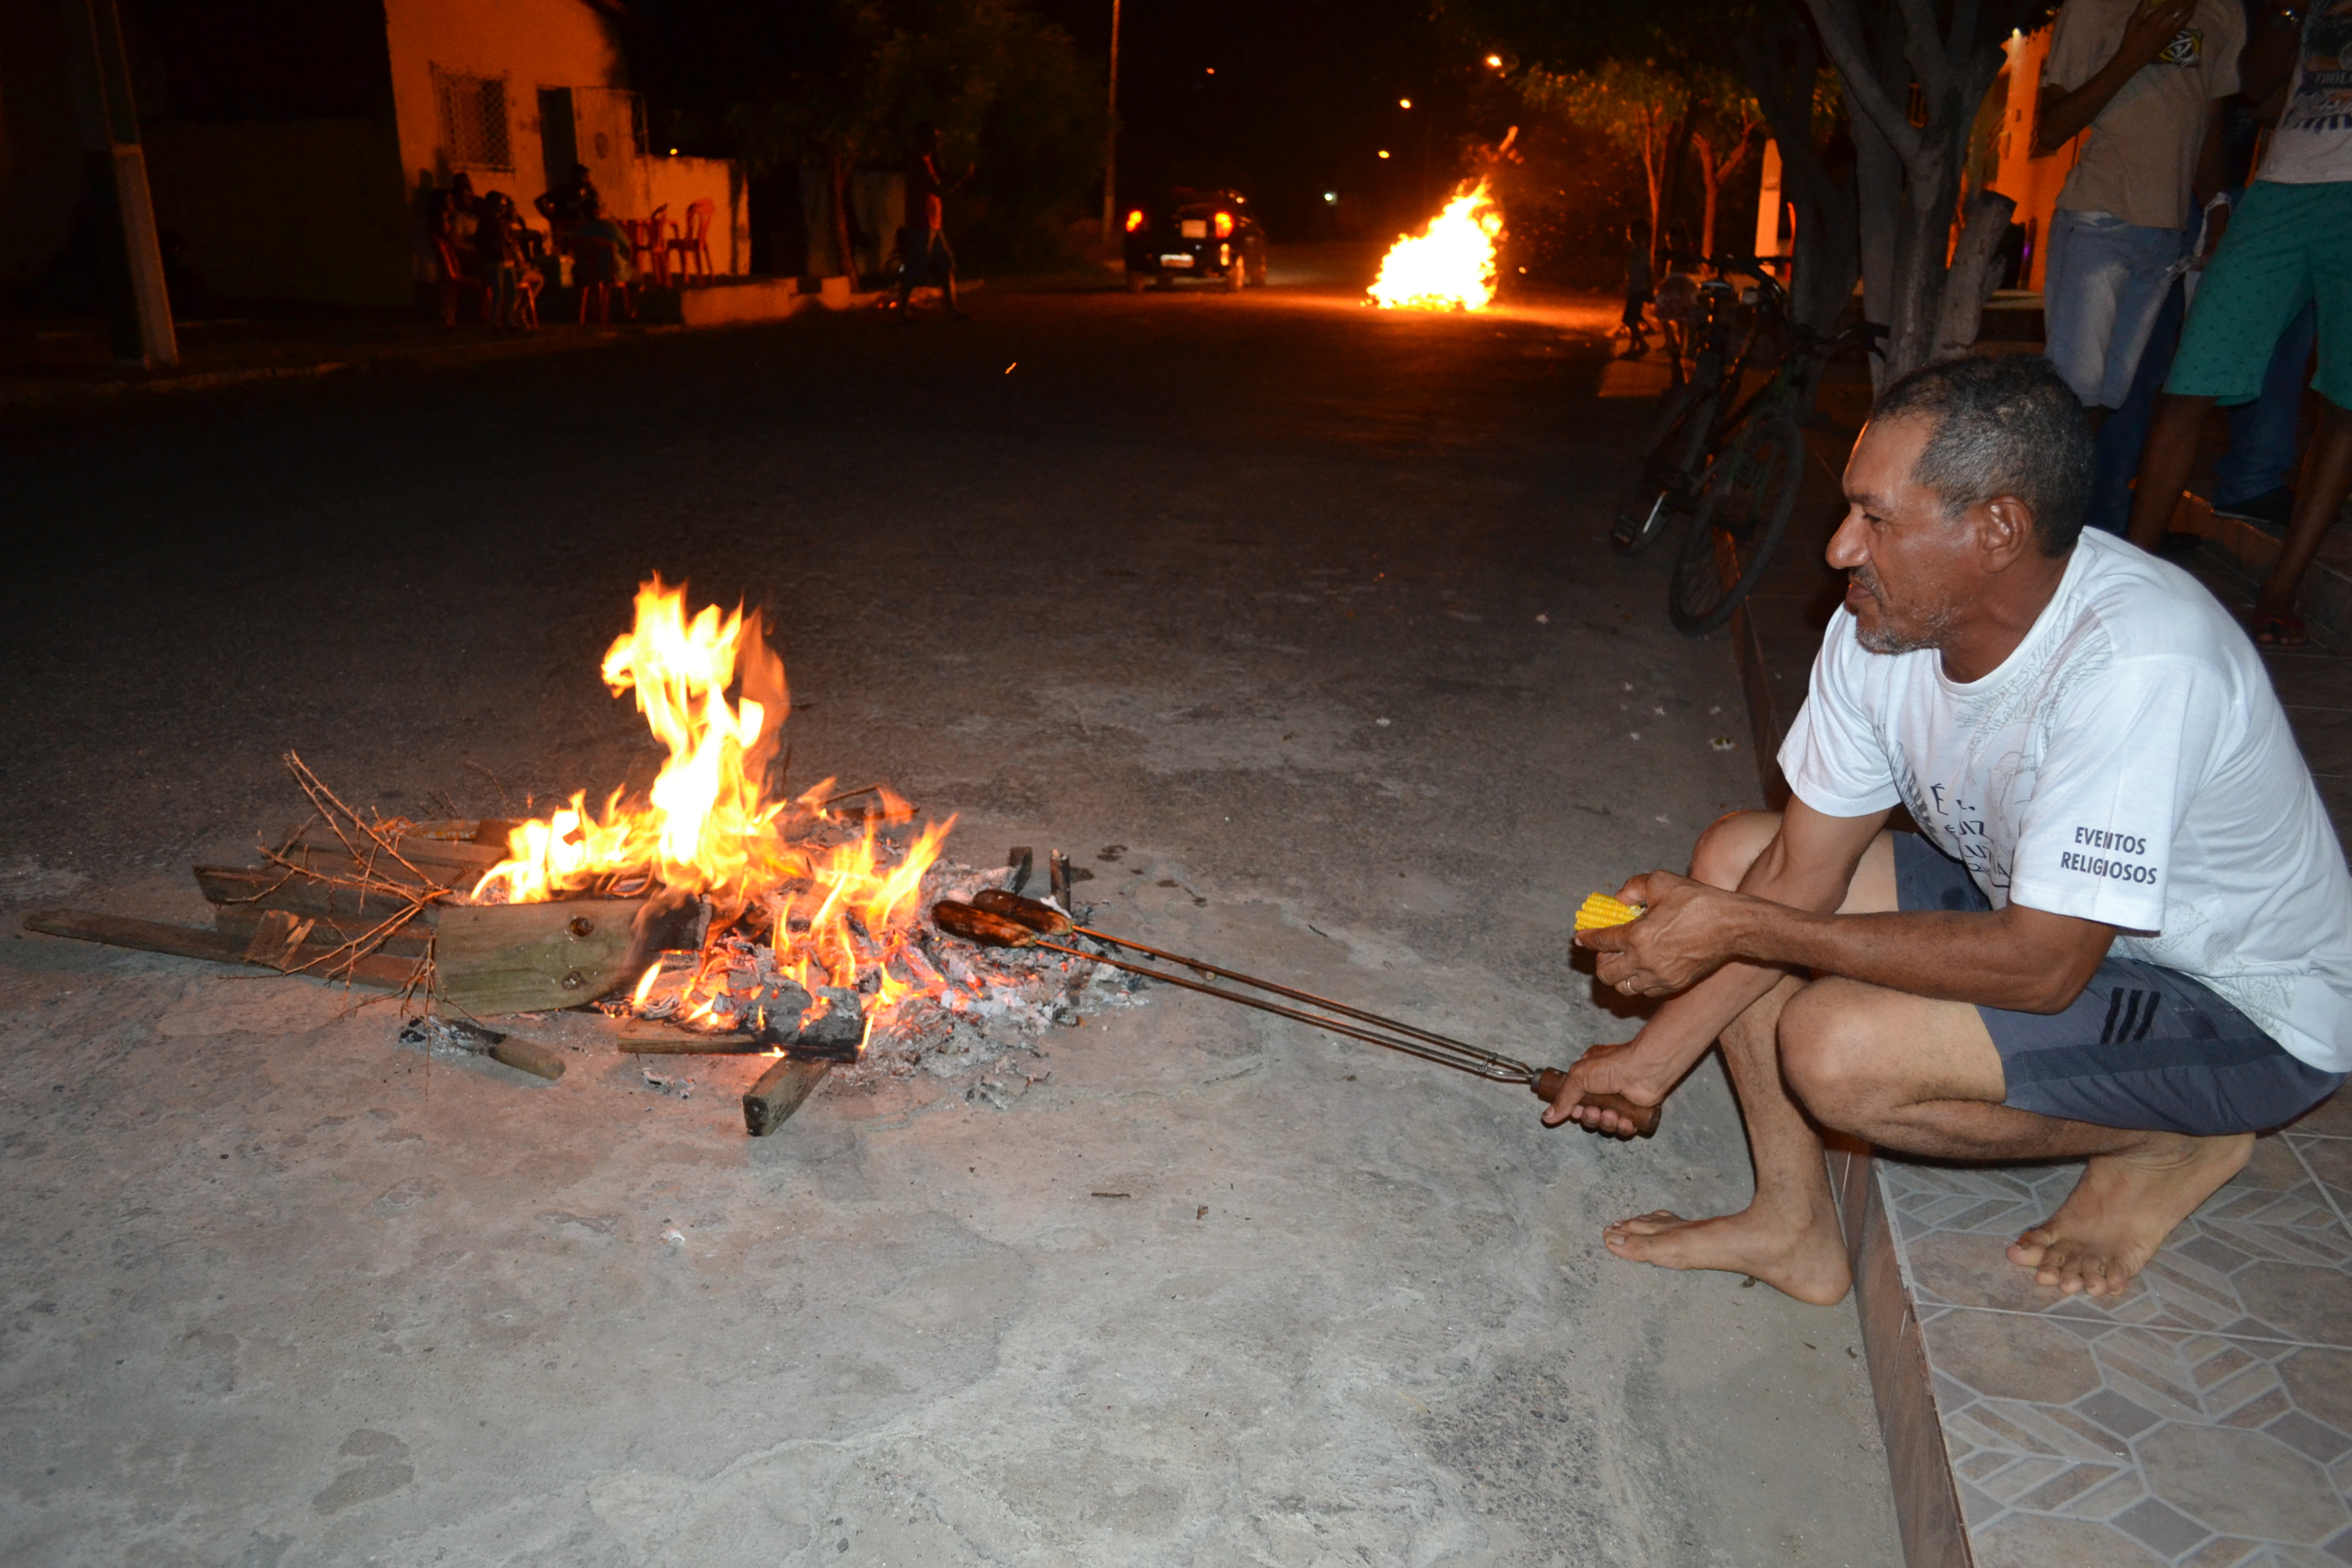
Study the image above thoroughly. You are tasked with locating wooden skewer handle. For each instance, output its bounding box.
[489,1039,566,1081]
[1532,1068,1661,1138]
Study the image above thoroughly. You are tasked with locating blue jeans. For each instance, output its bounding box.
[2084,278,2187,535]
[2213,302,2319,506]
[2043,209,2189,409]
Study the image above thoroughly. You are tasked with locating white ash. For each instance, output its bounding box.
[841,857,1152,1086]
[610,856,1152,1088]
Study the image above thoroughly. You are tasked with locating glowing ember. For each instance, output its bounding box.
[1367,180,1503,312]
[472,577,953,1039]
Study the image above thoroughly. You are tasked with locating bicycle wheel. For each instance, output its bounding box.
[1667,412,1805,636]
[1610,380,1713,555]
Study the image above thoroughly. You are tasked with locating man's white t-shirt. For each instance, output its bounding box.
[1778,529,2352,1072]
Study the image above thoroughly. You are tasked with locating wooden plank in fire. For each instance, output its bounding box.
[24,892,652,1017]
[20,908,425,989]
[610,1015,762,1053]
[434,900,646,1015]
[197,864,435,957]
[274,821,509,892]
[744,1059,832,1135]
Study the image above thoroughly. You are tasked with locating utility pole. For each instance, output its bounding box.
[1099,0,1121,244]
[65,0,176,368]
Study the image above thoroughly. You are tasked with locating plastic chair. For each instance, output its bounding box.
[627,206,671,288]
[432,235,491,327]
[666,199,716,283]
[574,235,633,324]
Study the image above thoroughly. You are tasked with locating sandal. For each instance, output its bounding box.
[2251,610,2309,647]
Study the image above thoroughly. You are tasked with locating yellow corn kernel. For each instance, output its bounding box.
[1575,892,1644,931]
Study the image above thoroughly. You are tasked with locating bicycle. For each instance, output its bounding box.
[1665,312,1882,635]
[1609,254,1787,558]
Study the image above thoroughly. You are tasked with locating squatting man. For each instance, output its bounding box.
[1552,354,2352,1304]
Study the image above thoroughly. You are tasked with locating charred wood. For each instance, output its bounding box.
[743,1058,832,1135]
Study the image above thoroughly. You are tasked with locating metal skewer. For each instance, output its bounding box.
[971,890,1542,1077]
[932,894,1659,1137]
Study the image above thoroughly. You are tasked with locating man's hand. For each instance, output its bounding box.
[2034,0,2201,154]
[1543,1040,1670,1137]
[2120,0,2200,67]
[1575,870,1753,996]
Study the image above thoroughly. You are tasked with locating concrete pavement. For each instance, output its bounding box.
[0,259,1901,1566]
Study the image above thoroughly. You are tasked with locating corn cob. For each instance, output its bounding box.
[1574,892,1645,932]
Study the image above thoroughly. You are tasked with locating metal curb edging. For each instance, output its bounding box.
[1727,599,1975,1568]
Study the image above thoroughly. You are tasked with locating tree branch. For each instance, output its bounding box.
[1735,25,1839,212]
[1945,0,1985,76]
[1894,0,1957,105]
[1803,0,1928,167]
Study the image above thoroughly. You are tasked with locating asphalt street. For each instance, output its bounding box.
[0,255,1902,1566]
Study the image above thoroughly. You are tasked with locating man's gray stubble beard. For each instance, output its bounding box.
[1850,574,1957,655]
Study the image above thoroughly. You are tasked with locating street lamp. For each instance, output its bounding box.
[1100,0,1122,244]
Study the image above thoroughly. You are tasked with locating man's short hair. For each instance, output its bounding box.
[1872,354,2093,555]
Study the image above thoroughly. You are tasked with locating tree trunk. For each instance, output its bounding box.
[1934,189,2017,357]
[1738,16,1861,414]
[1695,136,1754,265]
[1885,144,1961,382]
[1696,140,1720,260]
[1659,97,1703,257]
[1802,0,2025,389]
[826,144,858,283]
[1641,112,1665,270]
[1851,116,1904,387]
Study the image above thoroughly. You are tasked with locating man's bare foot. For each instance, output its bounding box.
[2007,1132,2254,1296]
[1604,1205,1852,1305]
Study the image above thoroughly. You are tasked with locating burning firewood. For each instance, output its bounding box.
[22,580,1129,1139]
[743,1058,832,1136]
[612,1017,758,1053]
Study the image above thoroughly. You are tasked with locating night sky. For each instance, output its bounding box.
[1034,0,1514,240]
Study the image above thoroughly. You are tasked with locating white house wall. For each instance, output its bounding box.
[382,0,624,226]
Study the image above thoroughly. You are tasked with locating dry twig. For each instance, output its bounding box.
[244,752,455,1002]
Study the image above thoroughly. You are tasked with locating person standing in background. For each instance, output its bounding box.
[894,123,971,322]
[2127,0,2352,644]
[1620,220,1655,361]
[2035,0,2243,490]
[535,163,600,267]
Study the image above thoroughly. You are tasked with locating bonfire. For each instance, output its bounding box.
[1367,180,1504,312]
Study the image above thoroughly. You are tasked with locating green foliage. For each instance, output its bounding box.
[1518,60,1693,159]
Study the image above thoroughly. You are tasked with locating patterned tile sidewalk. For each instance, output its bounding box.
[1720,394,2352,1567]
[1882,1120,2352,1567]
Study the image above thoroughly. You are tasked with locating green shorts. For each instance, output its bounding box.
[2164,179,2352,411]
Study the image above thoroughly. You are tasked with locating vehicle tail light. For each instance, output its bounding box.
[1213,211,1234,238]
[1124,209,1146,233]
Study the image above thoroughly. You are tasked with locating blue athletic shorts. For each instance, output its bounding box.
[1891,833,2341,1136]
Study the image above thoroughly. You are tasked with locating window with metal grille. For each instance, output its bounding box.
[436,70,512,170]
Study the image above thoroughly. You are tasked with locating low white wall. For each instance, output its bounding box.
[630,156,748,276]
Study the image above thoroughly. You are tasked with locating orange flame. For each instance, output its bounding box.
[1368,180,1503,312]
[473,577,951,1015]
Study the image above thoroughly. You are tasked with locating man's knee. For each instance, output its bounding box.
[1778,980,1891,1124]
[1690,810,1780,891]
